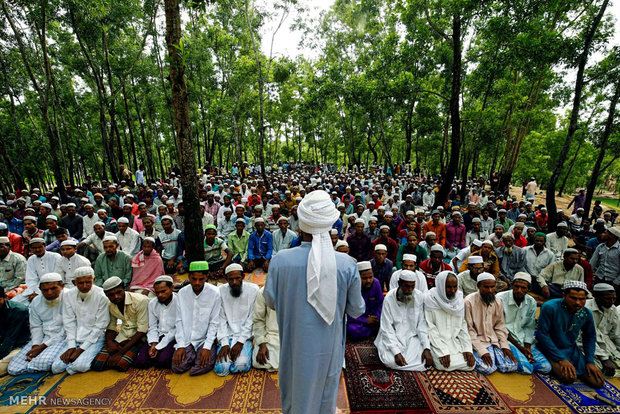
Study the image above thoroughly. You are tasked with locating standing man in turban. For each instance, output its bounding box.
[264,190,365,414]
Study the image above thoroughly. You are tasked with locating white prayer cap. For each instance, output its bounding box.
[225,263,244,275]
[46,215,58,221]
[253,205,263,211]
[80,197,89,203]
[142,237,156,244]
[39,272,63,284]
[161,215,174,222]
[103,235,118,243]
[472,218,481,223]
[73,266,94,279]
[384,212,393,217]
[406,210,415,216]
[513,272,531,284]
[426,231,436,237]
[61,240,77,247]
[368,217,378,223]
[608,227,620,238]
[254,217,265,223]
[235,218,246,224]
[451,211,462,216]
[93,222,105,229]
[399,270,417,282]
[514,222,525,228]
[66,203,76,208]
[374,244,387,252]
[97,209,107,214]
[469,256,484,264]
[335,240,349,249]
[117,217,129,224]
[477,273,495,283]
[557,222,568,228]
[330,229,339,235]
[29,237,45,245]
[41,203,52,209]
[472,239,483,247]
[277,216,289,223]
[357,261,372,272]
[482,240,494,247]
[354,218,365,225]
[368,201,375,205]
[377,206,385,210]
[154,275,173,284]
[402,254,417,262]
[563,280,587,292]
[593,283,615,292]
[23,215,36,222]
[430,245,444,255]
[102,276,123,291]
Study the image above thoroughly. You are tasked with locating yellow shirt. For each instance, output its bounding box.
[107,292,149,342]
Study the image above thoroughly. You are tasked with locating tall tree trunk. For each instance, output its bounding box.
[435,12,461,207]
[130,77,156,178]
[164,0,203,261]
[546,0,609,230]
[120,78,138,171]
[584,77,620,217]
[558,140,583,197]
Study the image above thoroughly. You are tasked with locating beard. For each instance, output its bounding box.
[446,292,456,300]
[230,284,243,298]
[481,293,496,304]
[397,288,414,304]
[504,247,513,255]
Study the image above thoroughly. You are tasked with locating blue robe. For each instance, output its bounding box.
[536,298,596,375]
[347,278,383,340]
[265,242,365,414]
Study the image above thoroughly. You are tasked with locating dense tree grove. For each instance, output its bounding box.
[0,0,618,201]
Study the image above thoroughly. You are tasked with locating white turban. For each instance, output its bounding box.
[297,190,340,325]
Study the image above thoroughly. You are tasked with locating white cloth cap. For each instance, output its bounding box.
[513,272,532,284]
[297,190,341,325]
[399,270,417,282]
[593,283,615,292]
[225,263,244,275]
[117,217,130,224]
[102,276,123,291]
[472,239,483,247]
[354,218,365,225]
[374,244,387,252]
[29,237,45,245]
[154,275,173,284]
[402,254,417,262]
[430,244,444,254]
[357,261,372,272]
[73,266,94,279]
[469,256,484,264]
[103,235,118,243]
[61,240,77,247]
[477,272,495,283]
[608,227,620,238]
[335,240,348,249]
[46,215,58,221]
[563,280,587,292]
[39,272,63,284]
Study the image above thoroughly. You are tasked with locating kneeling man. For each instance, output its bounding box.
[375,270,433,371]
[346,261,383,340]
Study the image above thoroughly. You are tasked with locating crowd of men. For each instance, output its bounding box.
[0,165,619,399]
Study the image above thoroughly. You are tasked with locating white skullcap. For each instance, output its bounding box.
[143,237,156,244]
[402,254,417,262]
[66,203,76,208]
[482,240,494,246]
[154,275,173,284]
[102,276,123,291]
[335,240,349,249]
[39,272,63,284]
[23,215,36,222]
[513,272,532,284]
[225,263,244,275]
[399,270,417,282]
[563,280,587,292]
[29,237,45,245]
[385,212,393,217]
[469,256,484,264]
[73,266,94,279]
[426,231,436,237]
[557,222,568,228]
[354,218,365,224]
[430,244,444,254]
[472,239,483,247]
[357,261,372,272]
[103,235,118,243]
[374,244,387,252]
[593,283,615,292]
[254,217,265,223]
[477,273,495,283]
[97,209,107,214]
[235,218,246,224]
[117,217,129,224]
[406,210,415,216]
[61,240,77,247]
[46,215,58,221]
[161,215,173,222]
[368,217,378,222]
[41,203,52,209]
[330,229,339,235]
[608,227,620,238]
[277,216,288,223]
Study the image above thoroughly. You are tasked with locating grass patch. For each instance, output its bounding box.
[593,196,619,210]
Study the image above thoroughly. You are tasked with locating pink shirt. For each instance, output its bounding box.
[464,292,510,355]
[130,250,165,291]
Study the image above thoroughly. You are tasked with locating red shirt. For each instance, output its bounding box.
[419,259,453,288]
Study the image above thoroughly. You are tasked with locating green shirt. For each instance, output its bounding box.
[204,237,227,264]
[0,251,27,290]
[94,251,133,288]
[227,231,250,262]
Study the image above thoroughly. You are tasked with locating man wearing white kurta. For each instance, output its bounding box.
[214,264,259,376]
[52,266,109,375]
[252,286,279,371]
[389,255,428,292]
[424,271,475,371]
[172,261,220,376]
[272,217,298,256]
[13,238,61,305]
[55,241,90,285]
[375,270,433,371]
[8,273,67,375]
[116,217,141,257]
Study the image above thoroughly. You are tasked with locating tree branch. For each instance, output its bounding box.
[425,0,451,43]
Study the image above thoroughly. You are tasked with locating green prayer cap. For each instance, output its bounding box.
[355,193,362,197]
[189,261,209,272]
[204,224,217,232]
[534,232,547,239]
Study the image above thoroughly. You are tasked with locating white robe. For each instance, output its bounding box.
[30,291,66,346]
[55,254,91,285]
[217,282,259,345]
[63,285,110,350]
[117,228,141,257]
[21,251,62,298]
[147,293,178,350]
[175,284,220,350]
[389,269,428,292]
[424,307,474,371]
[374,289,430,371]
[252,287,279,371]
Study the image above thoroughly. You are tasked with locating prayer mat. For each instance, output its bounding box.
[536,373,620,413]
[488,372,570,414]
[0,372,66,414]
[416,369,513,414]
[343,339,431,413]
[245,268,268,287]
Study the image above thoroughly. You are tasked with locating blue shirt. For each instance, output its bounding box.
[4,218,23,235]
[248,230,273,260]
[370,257,393,292]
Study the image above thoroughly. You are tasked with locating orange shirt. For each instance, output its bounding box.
[423,220,446,247]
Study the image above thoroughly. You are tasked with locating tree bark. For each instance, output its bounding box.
[546,0,609,230]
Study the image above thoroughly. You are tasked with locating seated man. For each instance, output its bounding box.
[134,276,177,369]
[497,273,551,374]
[419,245,452,288]
[247,218,273,272]
[496,233,526,282]
[215,264,259,376]
[0,286,29,376]
[535,248,584,300]
[583,283,620,378]
[375,270,433,371]
[92,277,149,372]
[424,271,475,371]
[52,266,109,375]
[346,261,383,340]
[203,225,232,279]
[55,239,91,286]
[78,222,115,262]
[157,216,182,274]
[94,236,133,288]
[272,217,297,255]
[116,217,141,258]
[523,232,555,282]
[8,273,66,375]
[537,281,605,388]
[129,237,164,297]
[227,218,250,269]
[465,273,517,375]
[0,236,27,299]
[172,261,220,376]
[252,286,279,372]
[13,238,60,305]
[389,255,428,292]
[457,256,485,297]
[370,244,393,292]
